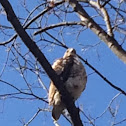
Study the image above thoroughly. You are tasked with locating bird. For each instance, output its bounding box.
[48,48,87,120]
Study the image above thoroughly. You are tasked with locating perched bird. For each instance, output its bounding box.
[48,48,87,120]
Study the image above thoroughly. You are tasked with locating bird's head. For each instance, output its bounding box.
[63,48,76,58]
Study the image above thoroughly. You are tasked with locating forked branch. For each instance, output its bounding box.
[69,0,126,63]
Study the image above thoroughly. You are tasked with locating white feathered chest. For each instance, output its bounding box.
[61,56,86,100]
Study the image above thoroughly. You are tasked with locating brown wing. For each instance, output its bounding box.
[48,58,63,105]
[48,56,75,105]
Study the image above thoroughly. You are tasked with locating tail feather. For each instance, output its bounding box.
[52,104,64,120]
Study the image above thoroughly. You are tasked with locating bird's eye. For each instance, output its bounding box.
[71,49,76,54]
[71,50,74,53]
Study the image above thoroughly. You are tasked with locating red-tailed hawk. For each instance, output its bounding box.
[48,48,87,120]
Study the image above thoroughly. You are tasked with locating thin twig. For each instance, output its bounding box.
[96,92,122,119]
[0,1,64,45]
[78,56,126,96]
[24,109,41,126]
[34,21,82,35]
[80,109,95,126]
[24,108,51,126]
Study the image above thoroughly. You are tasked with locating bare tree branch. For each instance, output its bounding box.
[89,0,113,36]
[79,56,126,96]
[69,0,126,64]
[24,108,50,126]
[34,21,83,35]
[0,0,64,45]
[96,92,122,119]
[114,118,126,126]
[0,0,83,125]
[0,79,48,103]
